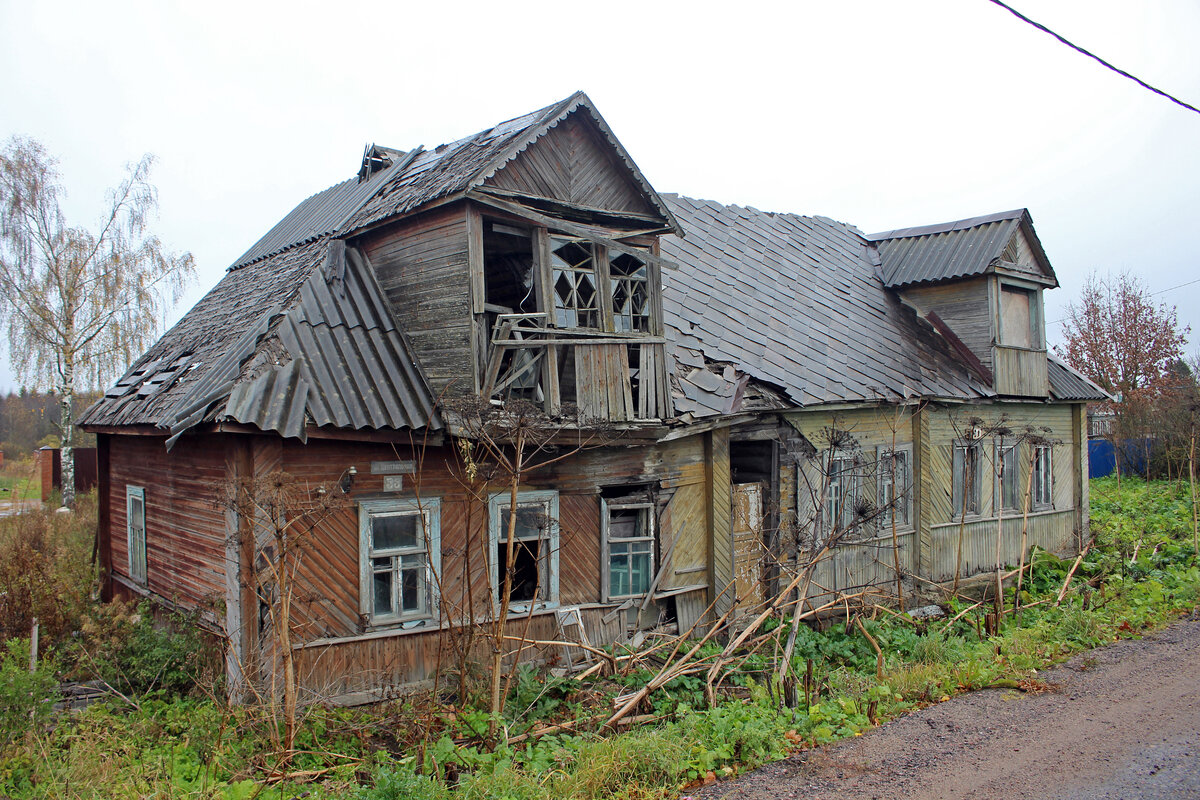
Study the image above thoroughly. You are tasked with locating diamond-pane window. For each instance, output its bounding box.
[551,239,599,328]
[610,252,650,332]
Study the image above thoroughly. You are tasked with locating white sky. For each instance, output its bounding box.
[2,0,1198,392]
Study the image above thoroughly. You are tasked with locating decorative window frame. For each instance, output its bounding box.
[994,437,1020,513]
[875,444,914,531]
[601,498,656,602]
[819,450,864,542]
[126,485,147,585]
[951,439,984,520]
[358,497,442,628]
[487,489,560,613]
[1033,444,1053,510]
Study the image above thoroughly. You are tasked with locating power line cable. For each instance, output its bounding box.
[985,0,1200,117]
[1048,276,1200,326]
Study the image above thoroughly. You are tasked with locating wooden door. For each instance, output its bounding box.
[732,482,765,609]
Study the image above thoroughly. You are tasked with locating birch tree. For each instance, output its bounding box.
[0,137,194,504]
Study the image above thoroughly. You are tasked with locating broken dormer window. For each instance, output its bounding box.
[550,237,600,328]
[611,252,650,333]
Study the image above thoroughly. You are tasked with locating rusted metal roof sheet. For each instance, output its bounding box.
[870,209,1056,289]
[1047,357,1110,402]
[659,195,996,410]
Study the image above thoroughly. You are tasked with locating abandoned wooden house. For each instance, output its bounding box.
[80,92,1106,700]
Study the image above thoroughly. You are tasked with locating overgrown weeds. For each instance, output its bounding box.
[0,477,1196,799]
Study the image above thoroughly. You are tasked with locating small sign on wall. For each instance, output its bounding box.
[371,460,415,475]
[383,475,404,492]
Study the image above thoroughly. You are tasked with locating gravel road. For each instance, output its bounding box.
[687,613,1200,800]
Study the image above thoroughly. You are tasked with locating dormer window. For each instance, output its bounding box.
[999,284,1042,350]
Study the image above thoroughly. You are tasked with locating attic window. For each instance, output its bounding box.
[550,237,600,328]
[999,285,1041,350]
[611,252,650,333]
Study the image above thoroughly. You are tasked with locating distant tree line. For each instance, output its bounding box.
[0,389,99,459]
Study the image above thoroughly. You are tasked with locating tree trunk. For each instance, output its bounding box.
[489,430,526,736]
[59,349,76,507]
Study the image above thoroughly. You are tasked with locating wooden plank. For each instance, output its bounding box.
[467,204,485,316]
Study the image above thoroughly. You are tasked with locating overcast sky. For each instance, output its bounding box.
[2,0,1198,393]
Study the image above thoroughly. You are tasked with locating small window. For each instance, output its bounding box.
[952,441,982,519]
[488,490,559,610]
[1000,285,1041,349]
[550,238,600,329]
[876,446,912,529]
[1033,445,1053,509]
[996,439,1019,512]
[823,453,862,536]
[359,498,441,625]
[127,486,146,585]
[610,252,651,333]
[603,500,655,600]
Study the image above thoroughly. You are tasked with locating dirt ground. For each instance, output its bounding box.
[687,613,1200,800]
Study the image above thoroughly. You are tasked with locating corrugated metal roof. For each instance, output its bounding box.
[1047,357,1110,402]
[231,148,420,269]
[658,195,996,410]
[79,240,440,442]
[869,209,1057,289]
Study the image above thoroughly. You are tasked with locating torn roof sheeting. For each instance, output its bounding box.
[78,239,441,443]
[658,195,996,411]
[869,208,1058,289]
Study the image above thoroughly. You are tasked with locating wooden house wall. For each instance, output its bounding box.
[903,278,993,370]
[360,205,473,398]
[992,346,1049,397]
[484,114,655,216]
[106,433,231,609]
[920,403,1080,582]
[264,431,715,697]
[782,407,920,606]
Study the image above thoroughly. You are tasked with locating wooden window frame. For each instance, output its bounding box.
[358,497,442,628]
[995,437,1020,513]
[601,498,656,602]
[821,451,863,540]
[1033,444,1053,510]
[488,489,559,613]
[126,485,146,585]
[952,439,983,520]
[997,281,1043,351]
[875,444,913,531]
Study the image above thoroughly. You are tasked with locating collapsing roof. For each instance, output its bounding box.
[659,195,996,412]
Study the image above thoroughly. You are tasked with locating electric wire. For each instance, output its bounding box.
[985,0,1200,117]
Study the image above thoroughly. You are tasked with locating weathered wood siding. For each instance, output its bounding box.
[361,204,473,397]
[902,278,993,369]
[993,345,1048,397]
[484,114,656,216]
[261,431,715,697]
[920,403,1079,581]
[107,433,231,608]
[784,407,919,603]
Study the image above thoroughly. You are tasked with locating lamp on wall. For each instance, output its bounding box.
[339,465,357,494]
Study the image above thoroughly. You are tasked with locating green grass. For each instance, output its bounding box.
[0,461,40,503]
[0,477,1197,800]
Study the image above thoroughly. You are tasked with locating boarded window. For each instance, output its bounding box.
[1000,285,1039,349]
[1033,445,1053,509]
[876,446,912,529]
[952,441,982,518]
[127,485,146,585]
[489,490,559,609]
[359,498,441,625]
[604,502,655,599]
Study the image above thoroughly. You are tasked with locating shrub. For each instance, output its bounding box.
[0,638,58,748]
[0,496,96,650]
[78,601,216,697]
